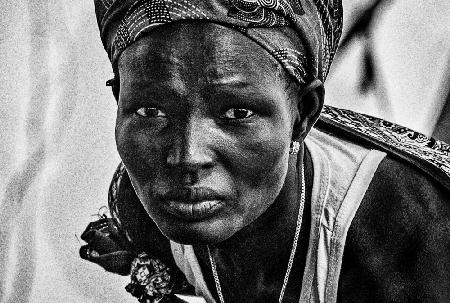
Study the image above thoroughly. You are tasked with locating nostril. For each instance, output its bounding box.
[202,162,214,170]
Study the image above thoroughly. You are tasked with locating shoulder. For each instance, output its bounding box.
[339,156,450,302]
[364,155,449,218]
[361,156,449,230]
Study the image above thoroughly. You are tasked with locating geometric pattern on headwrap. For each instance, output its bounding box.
[227,0,304,27]
[312,0,343,79]
[94,0,343,84]
[271,48,309,82]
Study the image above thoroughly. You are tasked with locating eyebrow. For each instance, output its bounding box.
[208,75,250,88]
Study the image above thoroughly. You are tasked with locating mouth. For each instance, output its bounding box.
[158,187,227,221]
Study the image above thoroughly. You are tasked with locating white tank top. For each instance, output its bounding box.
[170,129,387,303]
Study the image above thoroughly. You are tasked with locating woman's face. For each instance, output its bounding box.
[116,23,297,244]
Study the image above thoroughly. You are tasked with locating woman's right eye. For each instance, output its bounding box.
[135,107,166,118]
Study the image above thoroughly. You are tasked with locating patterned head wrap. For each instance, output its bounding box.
[94,0,342,84]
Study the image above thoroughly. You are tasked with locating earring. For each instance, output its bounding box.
[289,141,300,155]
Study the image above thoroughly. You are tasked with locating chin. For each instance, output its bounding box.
[156,216,238,246]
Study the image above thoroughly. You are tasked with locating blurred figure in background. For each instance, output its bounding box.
[326,0,450,137]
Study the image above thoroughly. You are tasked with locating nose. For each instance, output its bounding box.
[166,119,215,172]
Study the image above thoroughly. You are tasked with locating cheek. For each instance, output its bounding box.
[232,134,288,183]
[228,113,292,182]
[115,117,171,220]
[115,116,162,181]
[225,123,291,216]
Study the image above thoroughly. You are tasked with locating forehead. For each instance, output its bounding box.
[117,22,285,89]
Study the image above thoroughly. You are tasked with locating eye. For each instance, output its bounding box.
[136,107,167,118]
[223,108,255,120]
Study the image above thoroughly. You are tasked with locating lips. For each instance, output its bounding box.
[157,187,227,221]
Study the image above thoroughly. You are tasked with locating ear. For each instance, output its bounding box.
[106,76,120,103]
[292,79,324,142]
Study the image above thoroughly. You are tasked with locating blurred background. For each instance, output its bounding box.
[0,0,449,302]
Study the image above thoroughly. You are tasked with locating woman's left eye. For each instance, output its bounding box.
[135,107,166,118]
[222,108,255,120]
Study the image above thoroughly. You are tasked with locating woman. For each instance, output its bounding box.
[81,1,450,302]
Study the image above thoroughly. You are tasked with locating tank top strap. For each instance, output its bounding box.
[300,129,386,303]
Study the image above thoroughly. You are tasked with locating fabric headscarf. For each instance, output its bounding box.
[94,0,343,84]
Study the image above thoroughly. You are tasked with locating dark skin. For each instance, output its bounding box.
[338,157,450,303]
[115,22,323,302]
